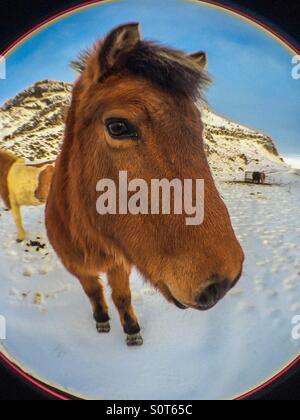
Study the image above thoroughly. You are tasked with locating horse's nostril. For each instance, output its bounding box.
[206,283,220,301]
[196,279,230,309]
[196,283,219,307]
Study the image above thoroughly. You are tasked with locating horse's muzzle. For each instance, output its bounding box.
[195,271,242,311]
[195,280,229,310]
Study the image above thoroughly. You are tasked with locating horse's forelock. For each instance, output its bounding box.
[124,41,211,101]
[70,47,94,74]
[71,39,210,101]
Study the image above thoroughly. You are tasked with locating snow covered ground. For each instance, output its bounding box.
[284,156,300,170]
[0,170,300,400]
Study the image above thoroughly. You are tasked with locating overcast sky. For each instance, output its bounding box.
[1,0,299,155]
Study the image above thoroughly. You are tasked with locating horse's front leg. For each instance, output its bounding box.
[108,266,143,346]
[77,275,111,333]
[10,200,26,242]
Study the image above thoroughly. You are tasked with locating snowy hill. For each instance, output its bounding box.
[201,107,286,175]
[0,80,286,174]
[0,81,72,161]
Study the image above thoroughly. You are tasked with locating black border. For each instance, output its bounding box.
[0,0,300,401]
[0,0,299,55]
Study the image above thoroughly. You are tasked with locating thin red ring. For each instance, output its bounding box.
[0,352,70,400]
[0,0,299,401]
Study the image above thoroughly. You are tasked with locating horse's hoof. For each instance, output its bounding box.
[16,238,24,243]
[96,321,111,333]
[126,333,143,346]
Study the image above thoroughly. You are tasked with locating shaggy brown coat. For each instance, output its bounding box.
[46,23,244,346]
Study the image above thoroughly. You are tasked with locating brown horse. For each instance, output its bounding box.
[0,150,54,241]
[253,172,266,184]
[46,23,244,346]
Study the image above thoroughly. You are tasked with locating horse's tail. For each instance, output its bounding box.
[0,149,22,209]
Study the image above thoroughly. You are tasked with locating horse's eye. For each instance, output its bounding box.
[105,119,139,140]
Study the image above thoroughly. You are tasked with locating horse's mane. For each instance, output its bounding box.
[71,40,211,101]
[0,149,20,165]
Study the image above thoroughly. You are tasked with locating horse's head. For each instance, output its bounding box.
[69,23,244,311]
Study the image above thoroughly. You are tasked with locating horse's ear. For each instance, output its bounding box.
[99,23,141,77]
[189,51,208,71]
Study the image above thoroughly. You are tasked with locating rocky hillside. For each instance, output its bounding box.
[0,80,285,174]
[201,107,285,175]
[0,81,71,161]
